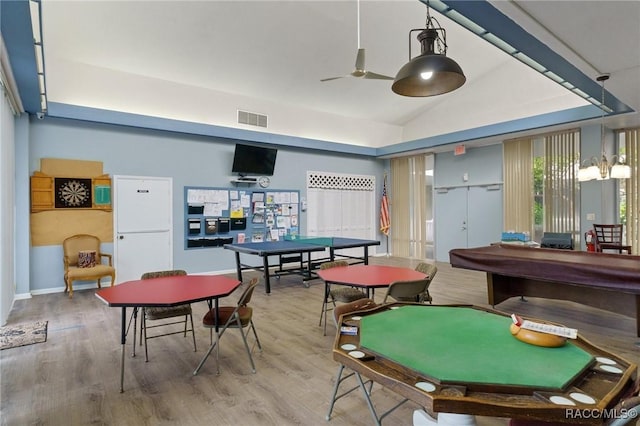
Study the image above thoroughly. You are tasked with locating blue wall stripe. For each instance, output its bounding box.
[434,0,632,114]
[1,0,41,113]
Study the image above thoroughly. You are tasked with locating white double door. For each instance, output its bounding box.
[113,175,173,284]
[434,185,503,262]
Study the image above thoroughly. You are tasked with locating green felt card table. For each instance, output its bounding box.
[329,304,637,425]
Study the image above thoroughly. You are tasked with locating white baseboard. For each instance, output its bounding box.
[30,281,113,296]
[25,269,250,297]
[14,292,32,300]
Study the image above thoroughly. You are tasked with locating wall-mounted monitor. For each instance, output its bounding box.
[231,143,277,176]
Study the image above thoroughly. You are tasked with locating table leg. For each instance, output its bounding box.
[326,364,378,422]
[120,307,126,393]
[304,250,313,281]
[131,307,138,357]
[321,281,331,335]
[326,364,346,421]
[214,298,220,374]
[354,372,382,426]
[363,246,369,265]
[262,256,271,294]
[234,251,243,282]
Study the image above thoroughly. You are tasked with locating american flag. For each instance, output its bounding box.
[380,175,390,236]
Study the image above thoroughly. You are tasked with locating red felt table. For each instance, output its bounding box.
[96,274,240,392]
[317,264,427,298]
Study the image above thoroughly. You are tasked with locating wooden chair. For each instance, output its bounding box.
[318,260,368,336]
[593,224,631,254]
[62,234,115,298]
[414,262,438,304]
[197,277,262,374]
[137,269,196,362]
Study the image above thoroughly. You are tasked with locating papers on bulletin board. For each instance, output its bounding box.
[230,208,244,218]
[203,203,223,216]
[266,191,298,204]
[187,189,229,208]
[266,215,275,227]
[276,216,290,228]
[229,200,244,218]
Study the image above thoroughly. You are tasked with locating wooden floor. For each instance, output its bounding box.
[2,256,638,426]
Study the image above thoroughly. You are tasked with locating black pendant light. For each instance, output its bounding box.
[392,0,466,97]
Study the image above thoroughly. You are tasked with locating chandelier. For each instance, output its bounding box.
[577,75,631,182]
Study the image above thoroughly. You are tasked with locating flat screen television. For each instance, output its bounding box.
[231,143,278,176]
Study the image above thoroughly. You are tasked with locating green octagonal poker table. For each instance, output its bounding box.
[330,304,637,425]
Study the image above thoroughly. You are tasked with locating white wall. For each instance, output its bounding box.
[47,62,404,148]
[0,78,16,324]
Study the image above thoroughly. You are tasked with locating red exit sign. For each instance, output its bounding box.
[454,145,466,156]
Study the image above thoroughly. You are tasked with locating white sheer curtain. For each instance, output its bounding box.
[306,171,376,258]
[503,138,533,235]
[390,155,427,259]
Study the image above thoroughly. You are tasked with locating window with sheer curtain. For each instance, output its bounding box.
[543,130,580,240]
[390,155,428,259]
[306,171,376,259]
[503,138,534,236]
[503,129,580,244]
[622,128,639,254]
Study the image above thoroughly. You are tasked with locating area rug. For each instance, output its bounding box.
[0,321,48,350]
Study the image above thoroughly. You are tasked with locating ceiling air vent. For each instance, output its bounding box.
[238,110,268,128]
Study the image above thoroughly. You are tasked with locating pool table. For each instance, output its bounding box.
[449,244,640,336]
[329,303,637,425]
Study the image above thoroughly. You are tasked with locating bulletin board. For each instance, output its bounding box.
[184,186,300,249]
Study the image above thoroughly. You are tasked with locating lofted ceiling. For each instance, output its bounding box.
[6,0,640,154]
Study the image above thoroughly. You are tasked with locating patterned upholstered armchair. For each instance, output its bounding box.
[62,234,115,298]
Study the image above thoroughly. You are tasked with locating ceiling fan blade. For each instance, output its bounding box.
[355,48,365,72]
[362,71,394,80]
[320,76,347,82]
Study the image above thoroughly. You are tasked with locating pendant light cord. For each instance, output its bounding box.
[601,76,606,156]
[356,0,361,49]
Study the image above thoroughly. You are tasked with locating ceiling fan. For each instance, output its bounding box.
[320,0,394,82]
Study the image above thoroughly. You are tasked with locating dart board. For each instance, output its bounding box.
[55,178,93,208]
